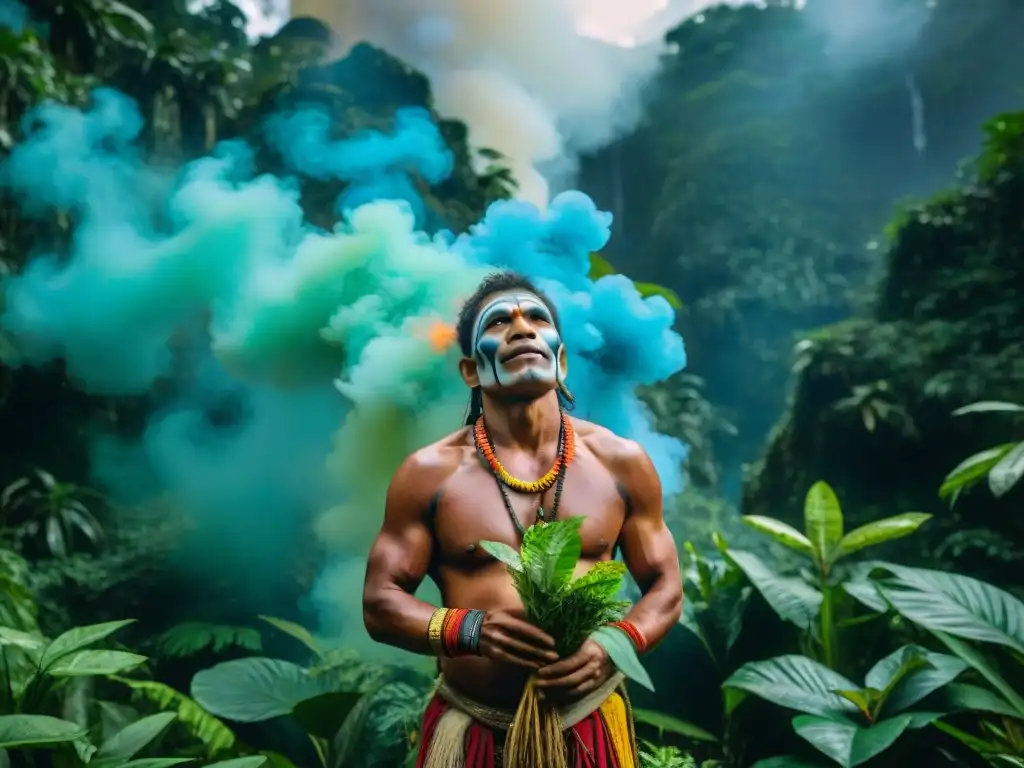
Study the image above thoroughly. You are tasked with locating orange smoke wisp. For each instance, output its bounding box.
[426,320,458,353]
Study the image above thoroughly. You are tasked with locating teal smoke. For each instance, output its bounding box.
[0,87,686,645]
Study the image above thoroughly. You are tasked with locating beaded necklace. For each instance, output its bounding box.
[473,412,575,536]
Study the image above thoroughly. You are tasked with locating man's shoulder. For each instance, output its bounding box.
[572,417,647,465]
[386,428,472,512]
[392,427,472,483]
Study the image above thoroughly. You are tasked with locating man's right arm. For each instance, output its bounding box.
[362,447,559,666]
[362,450,450,655]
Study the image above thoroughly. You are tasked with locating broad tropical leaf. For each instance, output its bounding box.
[633,281,684,310]
[875,564,1024,653]
[39,619,136,670]
[155,623,263,658]
[726,549,821,630]
[952,401,1024,416]
[206,759,269,768]
[931,632,1024,717]
[989,442,1024,497]
[91,759,190,768]
[48,650,147,677]
[740,516,814,556]
[0,626,44,651]
[113,677,238,755]
[722,656,858,717]
[191,657,339,723]
[750,758,824,768]
[804,481,844,564]
[941,683,1024,719]
[940,444,1015,501]
[864,645,967,715]
[258,616,322,658]
[97,712,177,761]
[0,714,86,748]
[590,625,654,691]
[831,514,931,562]
[631,708,717,742]
[289,690,361,740]
[793,713,913,767]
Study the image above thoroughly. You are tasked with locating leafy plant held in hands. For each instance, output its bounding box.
[480,517,654,768]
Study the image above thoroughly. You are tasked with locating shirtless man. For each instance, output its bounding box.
[362,270,682,767]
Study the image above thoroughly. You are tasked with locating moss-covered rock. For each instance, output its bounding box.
[742,112,1024,580]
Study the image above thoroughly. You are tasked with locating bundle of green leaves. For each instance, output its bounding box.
[480,516,653,690]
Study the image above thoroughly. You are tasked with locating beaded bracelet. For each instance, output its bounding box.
[609,619,648,655]
[427,607,486,656]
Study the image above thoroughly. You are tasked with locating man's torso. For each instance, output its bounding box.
[422,417,630,708]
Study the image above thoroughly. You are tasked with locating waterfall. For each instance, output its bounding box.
[906,72,928,157]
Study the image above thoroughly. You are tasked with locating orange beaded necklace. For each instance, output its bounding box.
[473,413,575,493]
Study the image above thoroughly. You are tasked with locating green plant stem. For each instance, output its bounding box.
[309,734,328,768]
[820,584,835,670]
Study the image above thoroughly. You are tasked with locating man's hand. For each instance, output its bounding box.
[534,639,614,701]
[478,609,559,669]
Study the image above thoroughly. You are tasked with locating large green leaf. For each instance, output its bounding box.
[750,757,825,768]
[631,708,718,742]
[113,677,238,755]
[48,650,147,677]
[876,564,1024,653]
[952,401,1024,416]
[864,645,967,715]
[804,481,844,564]
[92,759,191,768]
[97,712,177,761]
[589,626,653,691]
[722,656,858,717]
[793,713,913,767]
[290,690,361,740]
[206,759,269,768]
[258,616,323,658]
[941,683,1024,719]
[0,627,45,651]
[587,254,617,279]
[740,516,814,556]
[939,444,1015,501]
[478,541,523,571]
[726,549,821,630]
[0,714,86,748]
[633,281,684,310]
[192,658,339,723]
[989,441,1024,497]
[931,631,1024,717]
[831,514,931,562]
[39,619,135,670]
[522,517,583,592]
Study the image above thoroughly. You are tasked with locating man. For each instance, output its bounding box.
[362,270,682,767]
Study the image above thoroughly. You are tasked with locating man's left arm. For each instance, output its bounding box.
[614,442,683,650]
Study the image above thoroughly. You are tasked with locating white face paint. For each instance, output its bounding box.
[472,291,564,389]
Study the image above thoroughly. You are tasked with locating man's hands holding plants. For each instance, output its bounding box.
[477,609,559,668]
[534,639,614,701]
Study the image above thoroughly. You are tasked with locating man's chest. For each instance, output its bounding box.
[432,460,627,569]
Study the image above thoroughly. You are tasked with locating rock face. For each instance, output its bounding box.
[742,113,1024,580]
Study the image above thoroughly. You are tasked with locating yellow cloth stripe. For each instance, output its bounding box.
[598,693,636,768]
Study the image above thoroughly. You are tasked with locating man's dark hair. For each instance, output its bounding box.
[456,270,566,425]
[455,270,561,357]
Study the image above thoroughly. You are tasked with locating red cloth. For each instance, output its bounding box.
[414,694,620,768]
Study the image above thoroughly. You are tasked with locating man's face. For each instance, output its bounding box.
[469,290,564,393]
